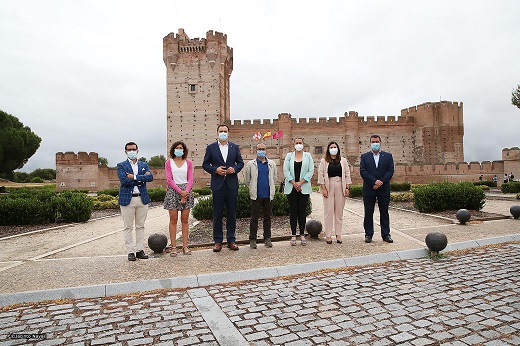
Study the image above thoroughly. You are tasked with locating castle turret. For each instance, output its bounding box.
[163,29,233,163]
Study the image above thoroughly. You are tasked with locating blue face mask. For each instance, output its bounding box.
[127,151,138,160]
[257,150,266,158]
[174,149,184,157]
[218,132,228,141]
[371,143,381,151]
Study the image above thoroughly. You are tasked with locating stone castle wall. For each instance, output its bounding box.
[55,28,517,191]
[56,149,519,192]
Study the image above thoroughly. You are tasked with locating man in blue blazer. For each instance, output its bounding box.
[203,124,244,252]
[117,142,154,261]
[359,135,395,243]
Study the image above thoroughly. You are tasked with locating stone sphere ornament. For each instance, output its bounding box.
[456,209,471,225]
[305,219,322,239]
[510,206,520,219]
[425,232,448,254]
[148,233,168,253]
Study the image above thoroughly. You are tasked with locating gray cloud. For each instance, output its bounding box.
[0,0,518,172]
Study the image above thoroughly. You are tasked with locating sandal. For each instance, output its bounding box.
[326,237,332,245]
[183,246,192,255]
[336,236,343,244]
[290,237,297,246]
[300,235,307,246]
[170,248,178,257]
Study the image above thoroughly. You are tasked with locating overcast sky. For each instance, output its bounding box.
[1,0,519,172]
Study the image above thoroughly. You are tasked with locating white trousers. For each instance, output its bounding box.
[323,177,346,237]
[120,196,148,253]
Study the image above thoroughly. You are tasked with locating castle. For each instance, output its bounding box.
[56,29,519,191]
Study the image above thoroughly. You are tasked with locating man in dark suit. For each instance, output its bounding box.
[203,124,244,252]
[360,135,394,243]
[117,142,154,261]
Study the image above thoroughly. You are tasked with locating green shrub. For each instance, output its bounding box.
[390,192,414,202]
[94,194,116,202]
[30,177,44,183]
[501,182,520,194]
[191,196,213,220]
[413,182,485,213]
[474,181,495,187]
[91,194,118,210]
[97,188,119,197]
[53,191,93,223]
[0,198,55,225]
[192,187,212,196]
[148,188,166,202]
[348,185,363,198]
[478,185,490,191]
[191,186,312,220]
[390,182,411,192]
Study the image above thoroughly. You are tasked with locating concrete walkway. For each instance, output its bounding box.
[0,193,519,344]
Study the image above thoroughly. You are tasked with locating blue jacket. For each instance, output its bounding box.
[359,150,394,197]
[117,160,154,206]
[202,141,244,190]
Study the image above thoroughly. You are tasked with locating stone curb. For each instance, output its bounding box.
[1,234,519,308]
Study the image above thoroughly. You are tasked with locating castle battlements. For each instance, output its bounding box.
[401,101,463,115]
[56,151,98,165]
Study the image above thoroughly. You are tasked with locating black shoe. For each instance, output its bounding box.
[136,250,149,259]
[364,236,372,243]
[128,253,136,261]
[383,236,393,243]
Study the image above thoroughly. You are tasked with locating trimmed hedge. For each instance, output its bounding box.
[413,182,485,213]
[501,182,520,194]
[474,180,496,188]
[97,188,119,197]
[148,188,166,202]
[390,182,411,192]
[349,185,363,198]
[192,187,212,196]
[390,192,414,202]
[192,186,312,220]
[0,190,93,225]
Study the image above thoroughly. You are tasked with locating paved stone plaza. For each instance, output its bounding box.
[0,193,519,345]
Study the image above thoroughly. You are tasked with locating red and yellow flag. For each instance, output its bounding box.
[262,131,272,140]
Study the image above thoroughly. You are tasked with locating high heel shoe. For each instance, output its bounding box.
[300,235,307,246]
[183,246,192,255]
[336,236,342,244]
[170,248,178,257]
[290,237,297,246]
[326,237,332,245]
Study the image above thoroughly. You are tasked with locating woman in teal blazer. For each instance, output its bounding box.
[283,137,314,245]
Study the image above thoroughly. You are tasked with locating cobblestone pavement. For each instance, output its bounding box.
[1,243,519,345]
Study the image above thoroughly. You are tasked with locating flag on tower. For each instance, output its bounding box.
[252,131,261,141]
[272,130,283,139]
[262,131,272,140]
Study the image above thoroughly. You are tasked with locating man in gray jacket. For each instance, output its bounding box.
[244,142,277,248]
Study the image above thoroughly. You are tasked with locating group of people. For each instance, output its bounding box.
[117,126,395,261]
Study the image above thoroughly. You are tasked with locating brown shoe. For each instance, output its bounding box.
[227,242,239,250]
[213,243,222,252]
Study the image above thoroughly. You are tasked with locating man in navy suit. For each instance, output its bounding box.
[117,142,154,261]
[359,135,395,243]
[203,124,244,252]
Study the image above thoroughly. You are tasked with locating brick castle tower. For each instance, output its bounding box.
[163,29,233,163]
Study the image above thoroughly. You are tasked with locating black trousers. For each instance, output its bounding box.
[249,197,272,240]
[287,189,309,236]
[212,182,238,243]
[363,194,391,238]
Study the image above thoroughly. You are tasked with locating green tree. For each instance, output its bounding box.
[138,157,147,162]
[13,172,30,183]
[98,157,108,166]
[512,84,520,109]
[148,155,166,167]
[29,168,56,181]
[0,110,42,180]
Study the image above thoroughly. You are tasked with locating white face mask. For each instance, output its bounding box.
[329,148,338,156]
[294,144,304,152]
